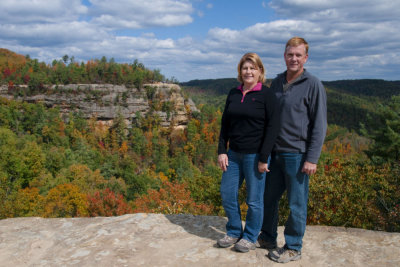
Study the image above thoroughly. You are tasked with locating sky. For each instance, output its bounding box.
[1,0,400,82]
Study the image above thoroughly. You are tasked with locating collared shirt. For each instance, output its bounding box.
[283,71,304,92]
[237,82,263,102]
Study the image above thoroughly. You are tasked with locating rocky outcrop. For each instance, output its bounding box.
[0,214,399,267]
[0,83,198,128]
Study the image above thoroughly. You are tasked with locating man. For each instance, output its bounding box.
[258,37,327,263]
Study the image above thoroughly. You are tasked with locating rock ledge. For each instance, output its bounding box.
[0,213,399,266]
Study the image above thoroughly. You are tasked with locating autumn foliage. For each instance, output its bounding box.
[133,180,213,215]
[43,184,88,218]
[13,187,44,217]
[0,48,167,91]
[87,188,132,217]
[0,50,399,232]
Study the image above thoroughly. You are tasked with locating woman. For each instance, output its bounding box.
[217,52,279,252]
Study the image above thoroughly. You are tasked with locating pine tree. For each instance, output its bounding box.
[362,95,400,163]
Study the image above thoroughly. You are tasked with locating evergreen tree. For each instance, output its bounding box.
[362,95,400,163]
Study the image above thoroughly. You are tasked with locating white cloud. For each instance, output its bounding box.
[197,0,400,80]
[0,0,87,23]
[0,21,106,46]
[269,0,400,22]
[89,0,194,29]
[1,0,400,81]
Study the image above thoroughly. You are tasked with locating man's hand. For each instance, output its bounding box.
[302,161,317,175]
[218,154,229,172]
[258,162,270,173]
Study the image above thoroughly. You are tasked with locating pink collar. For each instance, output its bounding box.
[237,82,262,92]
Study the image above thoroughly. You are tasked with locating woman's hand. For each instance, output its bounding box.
[218,154,229,172]
[258,161,270,173]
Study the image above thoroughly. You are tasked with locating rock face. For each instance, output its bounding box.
[0,214,399,267]
[0,83,198,128]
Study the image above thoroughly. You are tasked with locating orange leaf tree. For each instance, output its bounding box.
[133,180,213,215]
[87,188,132,217]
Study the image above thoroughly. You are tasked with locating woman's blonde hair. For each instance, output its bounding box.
[237,52,266,84]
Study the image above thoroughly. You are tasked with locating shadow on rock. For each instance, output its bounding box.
[165,214,227,243]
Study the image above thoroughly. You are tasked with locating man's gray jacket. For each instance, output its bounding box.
[271,69,327,164]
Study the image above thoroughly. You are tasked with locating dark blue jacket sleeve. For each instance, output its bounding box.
[218,90,232,155]
[259,87,280,163]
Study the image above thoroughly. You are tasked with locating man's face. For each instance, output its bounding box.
[284,44,308,74]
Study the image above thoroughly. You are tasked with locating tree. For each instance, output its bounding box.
[107,112,127,148]
[87,188,132,217]
[152,68,165,82]
[62,55,69,64]
[61,164,107,194]
[12,187,44,217]
[43,184,88,217]
[133,180,213,215]
[0,127,46,191]
[362,95,400,163]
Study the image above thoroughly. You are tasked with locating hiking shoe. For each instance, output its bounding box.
[268,245,301,263]
[217,235,239,248]
[256,236,277,249]
[234,238,256,253]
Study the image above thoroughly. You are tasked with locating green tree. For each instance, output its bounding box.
[362,95,400,163]
[62,55,69,64]
[152,68,165,82]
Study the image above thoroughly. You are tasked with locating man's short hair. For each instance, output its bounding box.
[285,37,309,54]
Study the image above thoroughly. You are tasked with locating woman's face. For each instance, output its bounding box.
[241,60,261,88]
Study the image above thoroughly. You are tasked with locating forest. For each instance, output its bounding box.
[0,48,169,92]
[0,49,399,232]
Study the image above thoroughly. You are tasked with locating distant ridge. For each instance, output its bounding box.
[181,77,400,100]
[180,78,239,96]
[180,77,400,132]
[322,79,400,99]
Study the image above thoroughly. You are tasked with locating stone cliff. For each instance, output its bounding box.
[0,214,399,267]
[0,83,198,128]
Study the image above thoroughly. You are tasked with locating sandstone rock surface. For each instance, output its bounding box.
[0,213,399,267]
[0,83,197,128]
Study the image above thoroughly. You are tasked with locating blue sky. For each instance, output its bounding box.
[1,0,400,82]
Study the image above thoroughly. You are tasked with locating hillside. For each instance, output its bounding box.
[180,78,400,131]
[323,79,400,100]
[1,49,399,233]
[0,48,166,89]
[0,48,27,69]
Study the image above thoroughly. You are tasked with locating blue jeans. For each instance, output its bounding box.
[220,149,266,243]
[260,152,309,251]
